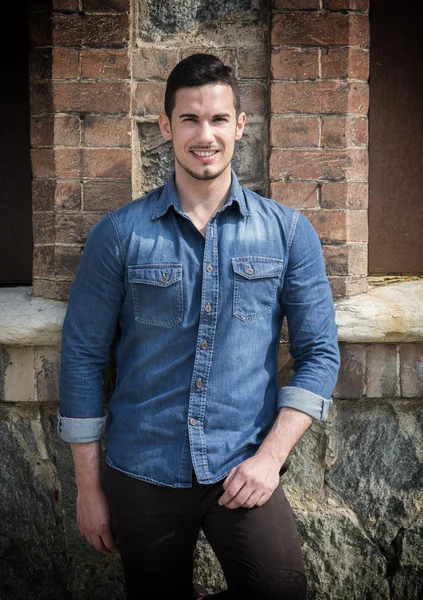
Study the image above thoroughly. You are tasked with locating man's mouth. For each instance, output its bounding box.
[190,149,220,158]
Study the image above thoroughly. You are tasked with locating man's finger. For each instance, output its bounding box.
[102,529,119,553]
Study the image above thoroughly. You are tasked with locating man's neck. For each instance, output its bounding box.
[174,165,232,221]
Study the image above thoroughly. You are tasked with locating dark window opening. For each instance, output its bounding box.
[0,3,33,286]
[368,0,423,275]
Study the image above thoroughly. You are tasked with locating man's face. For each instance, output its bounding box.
[159,84,246,182]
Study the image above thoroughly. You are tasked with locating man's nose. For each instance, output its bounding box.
[196,122,214,143]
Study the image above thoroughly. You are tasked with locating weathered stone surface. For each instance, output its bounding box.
[335,279,423,343]
[391,514,423,600]
[2,347,36,402]
[0,287,66,347]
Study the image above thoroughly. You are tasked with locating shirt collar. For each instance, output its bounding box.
[151,170,250,220]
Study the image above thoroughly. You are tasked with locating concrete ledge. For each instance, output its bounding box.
[335,279,423,343]
[0,287,67,347]
[1,280,423,347]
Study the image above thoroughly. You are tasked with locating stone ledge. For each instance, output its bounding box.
[1,280,423,347]
[0,287,67,347]
[335,279,423,343]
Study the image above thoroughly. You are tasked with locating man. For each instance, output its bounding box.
[58,53,340,599]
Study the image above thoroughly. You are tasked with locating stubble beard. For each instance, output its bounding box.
[174,150,233,182]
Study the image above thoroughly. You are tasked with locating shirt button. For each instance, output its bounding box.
[160,273,169,283]
[189,418,197,426]
[206,265,213,273]
[246,266,254,275]
[200,340,208,350]
[204,303,212,313]
[195,378,203,389]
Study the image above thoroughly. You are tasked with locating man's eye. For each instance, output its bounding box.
[182,118,195,122]
[214,118,228,122]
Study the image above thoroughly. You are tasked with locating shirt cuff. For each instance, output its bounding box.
[278,386,332,421]
[57,409,108,443]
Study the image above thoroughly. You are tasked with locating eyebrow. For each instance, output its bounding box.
[178,113,231,119]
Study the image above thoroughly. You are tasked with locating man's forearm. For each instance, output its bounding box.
[70,441,102,491]
[256,407,313,467]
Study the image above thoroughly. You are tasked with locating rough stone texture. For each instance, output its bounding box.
[335,280,423,343]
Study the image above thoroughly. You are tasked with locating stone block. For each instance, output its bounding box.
[35,347,60,403]
[270,181,318,209]
[366,344,397,398]
[271,47,319,81]
[400,344,423,398]
[52,13,129,47]
[55,180,82,211]
[2,348,36,402]
[83,180,132,211]
[333,344,365,398]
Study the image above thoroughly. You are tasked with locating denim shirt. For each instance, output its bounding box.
[58,171,340,487]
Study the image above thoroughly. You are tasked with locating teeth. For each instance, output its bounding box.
[193,150,217,157]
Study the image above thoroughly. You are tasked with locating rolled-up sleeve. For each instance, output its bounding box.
[278,211,340,421]
[58,214,125,442]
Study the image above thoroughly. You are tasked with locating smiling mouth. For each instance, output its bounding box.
[190,149,220,158]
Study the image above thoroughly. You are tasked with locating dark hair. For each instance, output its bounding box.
[164,53,241,118]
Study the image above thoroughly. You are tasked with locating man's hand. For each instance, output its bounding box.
[76,485,118,553]
[218,452,281,510]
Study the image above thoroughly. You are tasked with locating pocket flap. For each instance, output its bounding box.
[128,264,182,287]
[232,257,284,280]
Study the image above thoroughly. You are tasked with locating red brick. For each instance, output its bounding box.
[321,116,367,148]
[270,181,318,209]
[54,116,80,146]
[270,148,368,181]
[52,47,79,79]
[54,245,83,278]
[55,149,81,178]
[31,149,55,178]
[239,81,267,115]
[321,48,369,81]
[400,344,423,398]
[55,212,103,244]
[323,243,367,276]
[56,180,82,210]
[30,83,54,116]
[32,180,56,211]
[29,13,52,48]
[53,0,79,10]
[271,48,318,80]
[366,344,397,398]
[83,180,132,211]
[81,49,129,80]
[134,82,166,116]
[273,0,320,7]
[81,148,131,179]
[33,245,55,278]
[237,47,268,79]
[333,344,365,399]
[132,48,179,80]
[29,48,52,81]
[320,182,368,209]
[52,13,129,47]
[329,276,368,298]
[302,210,347,243]
[346,210,368,242]
[53,81,130,114]
[83,116,131,146]
[33,212,55,244]
[324,0,369,10]
[31,117,54,147]
[83,0,129,11]
[270,116,319,148]
[271,81,369,115]
[272,12,352,46]
[33,279,73,302]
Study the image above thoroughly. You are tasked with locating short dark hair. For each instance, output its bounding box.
[164,53,241,118]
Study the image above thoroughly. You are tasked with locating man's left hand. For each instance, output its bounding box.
[218,453,282,510]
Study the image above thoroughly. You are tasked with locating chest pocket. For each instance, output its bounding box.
[232,257,284,322]
[128,264,183,328]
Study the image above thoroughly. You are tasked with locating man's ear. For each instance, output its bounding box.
[158,112,172,141]
[235,112,247,141]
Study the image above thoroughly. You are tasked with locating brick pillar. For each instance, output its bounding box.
[30,0,132,300]
[269,0,370,298]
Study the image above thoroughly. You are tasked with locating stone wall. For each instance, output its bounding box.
[0,0,422,598]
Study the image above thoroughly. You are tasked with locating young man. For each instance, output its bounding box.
[58,54,340,599]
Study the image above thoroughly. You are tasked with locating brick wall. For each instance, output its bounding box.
[30,0,132,301]
[269,0,369,298]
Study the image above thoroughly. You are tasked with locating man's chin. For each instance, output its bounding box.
[175,156,231,182]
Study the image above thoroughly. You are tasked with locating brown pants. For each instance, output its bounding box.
[103,464,306,600]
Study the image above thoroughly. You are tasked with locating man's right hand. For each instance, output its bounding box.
[76,485,119,554]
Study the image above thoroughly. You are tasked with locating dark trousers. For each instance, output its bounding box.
[103,464,307,600]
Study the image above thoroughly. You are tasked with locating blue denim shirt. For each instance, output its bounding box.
[58,171,340,487]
